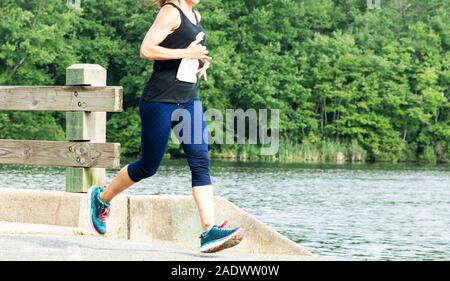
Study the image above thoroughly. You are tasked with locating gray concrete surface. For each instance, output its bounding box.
[0,222,332,261]
[0,188,311,256]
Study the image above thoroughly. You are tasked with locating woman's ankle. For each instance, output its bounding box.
[99,190,111,205]
[202,223,214,232]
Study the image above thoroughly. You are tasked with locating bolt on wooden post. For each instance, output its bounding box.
[65,64,107,193]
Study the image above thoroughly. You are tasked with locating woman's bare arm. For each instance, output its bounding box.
[140,5,209,61]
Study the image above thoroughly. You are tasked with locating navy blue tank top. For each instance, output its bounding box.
[141,2,206,103]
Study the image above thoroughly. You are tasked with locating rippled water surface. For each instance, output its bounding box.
[1,160,449,260]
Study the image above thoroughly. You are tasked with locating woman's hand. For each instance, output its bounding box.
[197,58,210,81]
[186,38,211,60]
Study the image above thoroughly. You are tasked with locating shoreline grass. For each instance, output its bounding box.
[121,140,447,165]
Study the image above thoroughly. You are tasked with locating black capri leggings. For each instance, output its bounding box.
[127,96,212,187]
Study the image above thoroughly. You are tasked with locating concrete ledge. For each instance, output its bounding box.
[0,188,312,256]
[128,195,311,256]
[216,197,311,256]
[0,188,129,240]
[0,188,80,227]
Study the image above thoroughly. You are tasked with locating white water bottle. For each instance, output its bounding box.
[177,32,205,83]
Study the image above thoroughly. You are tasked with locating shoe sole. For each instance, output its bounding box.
[200,228,245,254]
[86,186,105,236]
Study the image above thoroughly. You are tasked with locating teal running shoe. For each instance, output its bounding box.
[200,220,244,253]
[87,185,110,235]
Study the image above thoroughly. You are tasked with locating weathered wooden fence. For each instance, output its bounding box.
[0,64,123,193]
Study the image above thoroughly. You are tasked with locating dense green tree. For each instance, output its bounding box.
[0,0,449,162]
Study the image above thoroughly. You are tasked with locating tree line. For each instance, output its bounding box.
[0,0,448,163]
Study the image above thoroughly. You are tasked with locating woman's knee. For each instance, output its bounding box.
[186,149,212,186]
[127,160,158,183]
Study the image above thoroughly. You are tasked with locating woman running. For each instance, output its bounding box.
[86,0,244,254]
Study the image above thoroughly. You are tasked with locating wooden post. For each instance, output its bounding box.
[65,64,107,193]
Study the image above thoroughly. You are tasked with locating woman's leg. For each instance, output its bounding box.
[181,100,244,253]
[178,98,215,231]
[99,165,135,204]
[192,185,215,231]
[100,98,175,204]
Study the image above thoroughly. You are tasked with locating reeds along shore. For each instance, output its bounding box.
[208,140,446,164]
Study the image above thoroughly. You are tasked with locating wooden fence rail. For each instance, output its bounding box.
[0,64,123,193]
[0,86,123,112]
[0,140,120,169]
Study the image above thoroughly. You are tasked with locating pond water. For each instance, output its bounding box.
[1,160,449,260]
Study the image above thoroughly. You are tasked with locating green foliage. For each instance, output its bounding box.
[0,0,449,163]
[106,107,141,157]
[0,0,78,85]
[0,111,64,140]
